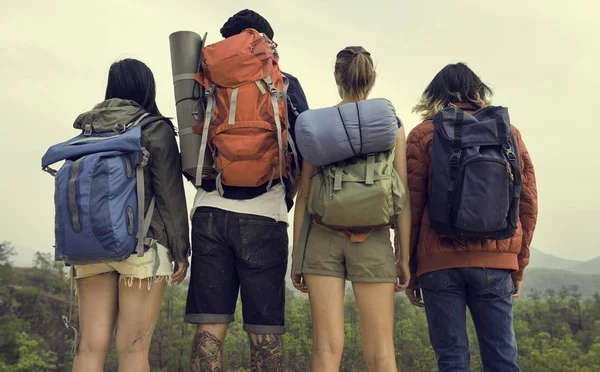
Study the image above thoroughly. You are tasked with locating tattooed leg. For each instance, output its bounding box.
[248,333,286,372]
[190,330,224,372]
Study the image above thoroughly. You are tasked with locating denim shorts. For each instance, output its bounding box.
[185,207,288,334]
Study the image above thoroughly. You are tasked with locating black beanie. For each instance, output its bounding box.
[220,9,275,40]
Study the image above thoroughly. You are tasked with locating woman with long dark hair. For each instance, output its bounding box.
[70,59,190,372]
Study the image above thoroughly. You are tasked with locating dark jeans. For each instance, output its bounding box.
[419,268,520,372]
[185,207,288,334]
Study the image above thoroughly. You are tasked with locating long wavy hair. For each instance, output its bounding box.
[413,62,493,120]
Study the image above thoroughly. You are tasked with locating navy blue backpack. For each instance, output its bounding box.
[41,113,163,265]
[428,106,522,240]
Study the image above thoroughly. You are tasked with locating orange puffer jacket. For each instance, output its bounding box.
[406,106,538,287]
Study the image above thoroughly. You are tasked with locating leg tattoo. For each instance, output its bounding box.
[190,331,223,372]
[248,333,285,372]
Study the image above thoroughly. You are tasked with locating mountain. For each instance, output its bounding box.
[528,247,583,271]
[570,256,600,275]
[529,248,600,275]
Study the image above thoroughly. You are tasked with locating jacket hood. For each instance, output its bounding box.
[73,98,145,133]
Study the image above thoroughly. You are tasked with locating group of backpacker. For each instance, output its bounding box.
[41,8,538,372]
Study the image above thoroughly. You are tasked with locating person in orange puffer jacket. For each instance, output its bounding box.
[405,62,538,372]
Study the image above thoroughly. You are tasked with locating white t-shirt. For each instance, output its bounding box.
[190,184,289,225]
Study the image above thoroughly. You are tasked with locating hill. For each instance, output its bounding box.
[570,256,600,275]
[528,248,600,275]
[521,267,600,298]
[528,247,583,271]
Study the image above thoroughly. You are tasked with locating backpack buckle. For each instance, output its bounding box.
[269,87,283,99]
[504,146,516,161]
[450,151,462,165]
[140,149,150,167]
[42,166,58,177]
[114,123,127,133]
[83,124,93,136]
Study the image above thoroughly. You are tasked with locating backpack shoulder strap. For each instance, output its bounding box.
[136,113,169,128]
[129,112,165,256]
[113,113,168,133]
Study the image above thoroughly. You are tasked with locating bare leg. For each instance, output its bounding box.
[115,277,167,372]
[248,333,285,371]
[304,274,346,372]
[353,282,397,372]
[190,324,228,372]
[72,272,118,372]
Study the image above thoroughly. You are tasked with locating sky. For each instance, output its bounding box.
[0,0,598,267]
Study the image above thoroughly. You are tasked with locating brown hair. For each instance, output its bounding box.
[412,62,493,120]
[334,46,376,101]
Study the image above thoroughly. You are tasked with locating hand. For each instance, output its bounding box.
[513,279,522,298]
[395,261,411,292]
[405,287,425,308]
[172,260,189,285]
[290,265,308,293]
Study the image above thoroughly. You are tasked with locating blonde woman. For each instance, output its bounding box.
[292,46,411,372]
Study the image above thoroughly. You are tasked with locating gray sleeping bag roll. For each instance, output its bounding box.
[294,98,400,166]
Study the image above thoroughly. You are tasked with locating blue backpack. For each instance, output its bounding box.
[428,106,522,240]
[41,113,163,265]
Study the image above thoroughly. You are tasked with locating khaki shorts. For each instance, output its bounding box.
[300,224,397,283]
[70,243,174,288]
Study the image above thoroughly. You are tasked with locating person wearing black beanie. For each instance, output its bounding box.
[220,9,275,40]
[186,9,310,371]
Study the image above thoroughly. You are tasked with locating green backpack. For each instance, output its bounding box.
[307,146,406,228]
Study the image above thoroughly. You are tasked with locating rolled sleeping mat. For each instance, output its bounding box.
[169,31,213,183]
[294,98,401,166]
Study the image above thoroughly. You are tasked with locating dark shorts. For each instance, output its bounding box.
[185,207,289,334]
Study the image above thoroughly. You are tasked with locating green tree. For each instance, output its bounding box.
[0,242,16,265]
[0,332,57,372]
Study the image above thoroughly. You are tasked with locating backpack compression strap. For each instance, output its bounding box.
[135,153,155,257]
[264,76,285,189]
[487,110,523,199]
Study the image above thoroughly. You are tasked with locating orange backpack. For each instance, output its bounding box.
[192,28,298,193]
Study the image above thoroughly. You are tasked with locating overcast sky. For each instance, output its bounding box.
[1,0,598,266]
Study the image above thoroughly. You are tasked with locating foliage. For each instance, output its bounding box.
[0,242,599,371]
[0,332,57,372]
[522,268,600,299]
